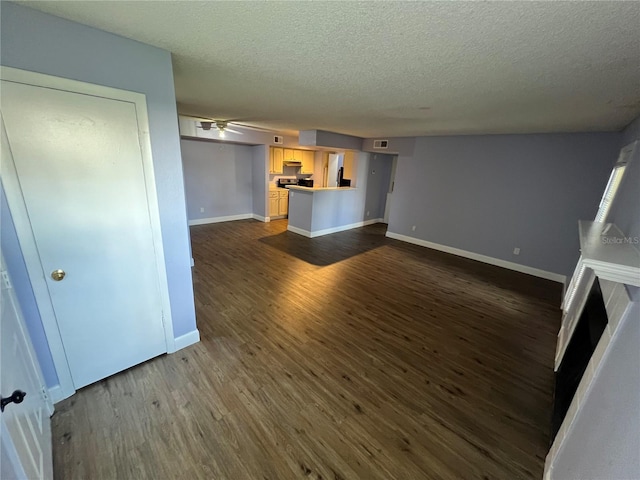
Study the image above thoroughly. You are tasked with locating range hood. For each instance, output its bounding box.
[283,160,302,167]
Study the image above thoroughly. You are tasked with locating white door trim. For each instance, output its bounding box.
[0,66,175,400]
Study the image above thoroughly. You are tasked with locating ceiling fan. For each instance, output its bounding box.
[196,120,242,138]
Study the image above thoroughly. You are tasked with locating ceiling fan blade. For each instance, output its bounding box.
[224,127,243,135]
[230,122,275,133]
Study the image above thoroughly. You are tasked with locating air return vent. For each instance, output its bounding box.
[273,135,284,145]
[373,140,389,149]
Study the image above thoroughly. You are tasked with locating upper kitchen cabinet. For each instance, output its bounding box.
[301,150,315,174]
[343,151,355,180]
[292,149,304,162]
[270,147,284,174]
[283,148,296,161]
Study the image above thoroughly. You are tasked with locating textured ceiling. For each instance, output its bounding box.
[19,1,640,138]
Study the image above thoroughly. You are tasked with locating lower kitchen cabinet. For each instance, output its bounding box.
[278,190,289,215]
[269,189,289,217]
[269,191,279,217]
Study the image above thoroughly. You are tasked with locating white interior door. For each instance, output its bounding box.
[1,78,168,389]
[1,254,53,480]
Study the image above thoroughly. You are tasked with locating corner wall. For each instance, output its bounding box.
[387,133,620,278]
[251,145,268,219]
[181,139,254,223]
[1,185,58,387]
[1,3,197,383]
[550,300,640,478]
[608,115,640,241]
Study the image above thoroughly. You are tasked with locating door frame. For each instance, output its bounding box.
[0,66,176,402]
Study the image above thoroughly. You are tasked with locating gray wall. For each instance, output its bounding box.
[181,139,254,221]
[251,145,268,218]
[621,114,640,146]
[287,153,391,233]
[387,133,621,277]
[1,185,58,387]
[551,115,640,479]
[288,190,314,232]
[299,130,363,151]
[365,154,394,220]
[1,3,197,387]
[309,153,390,231]
[552,300,640,479]
[608,115,640,241]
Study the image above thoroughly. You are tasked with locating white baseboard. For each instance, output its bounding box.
[287,225,312,237]
[47,330,201,406]
[48,384,67,404]
[252,214,269,222]
[188,213,253,226]
[173,329,200,351]
[386,231,566,283]
[288,218,383,238]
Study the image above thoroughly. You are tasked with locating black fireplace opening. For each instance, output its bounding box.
[551,278,609,443]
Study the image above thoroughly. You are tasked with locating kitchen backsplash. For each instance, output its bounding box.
[269,166,316,187]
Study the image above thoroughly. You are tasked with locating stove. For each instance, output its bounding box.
[277,178,297,188]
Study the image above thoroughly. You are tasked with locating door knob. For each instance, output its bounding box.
[51,269,65,281]
[1,390,26,412]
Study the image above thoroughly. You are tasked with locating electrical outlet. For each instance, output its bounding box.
[412,225,416,231]
[200,207,205,213]
[513,247,520,255]
[366,211,370,216]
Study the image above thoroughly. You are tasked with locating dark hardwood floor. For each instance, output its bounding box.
[52,219,562,479]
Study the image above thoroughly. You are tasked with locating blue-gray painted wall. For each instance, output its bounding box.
[288,153,392,233]
[181,140,254,221]
[366,154,394,221]
[387,133,621,277]
[252,145,268,218]
[1,3,197,386]
[1,185,58,386]
[551,301,640,478]
[549,115,640,479]
[609,115,640,241]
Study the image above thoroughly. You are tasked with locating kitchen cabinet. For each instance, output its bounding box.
[278,190,289,215]
[301,150,315,174]
[269,189,290,217]
[269,191,279,217]
[272,147,316,174]
[270,147,284,174]
[283,148,295,161]
[343,151,355,180]
[292,149,304,162]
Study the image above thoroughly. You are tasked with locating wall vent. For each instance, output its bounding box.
[273,135,284,145]
[373,140,389,149]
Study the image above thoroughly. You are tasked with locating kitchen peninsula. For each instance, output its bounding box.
[286,185,371,238]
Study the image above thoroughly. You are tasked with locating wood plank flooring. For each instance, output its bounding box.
[52,220,562,479]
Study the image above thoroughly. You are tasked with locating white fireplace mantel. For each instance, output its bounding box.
[579,220,640,287]
[545,220,639,479]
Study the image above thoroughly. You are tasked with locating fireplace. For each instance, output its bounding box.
[551,278,609,442]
